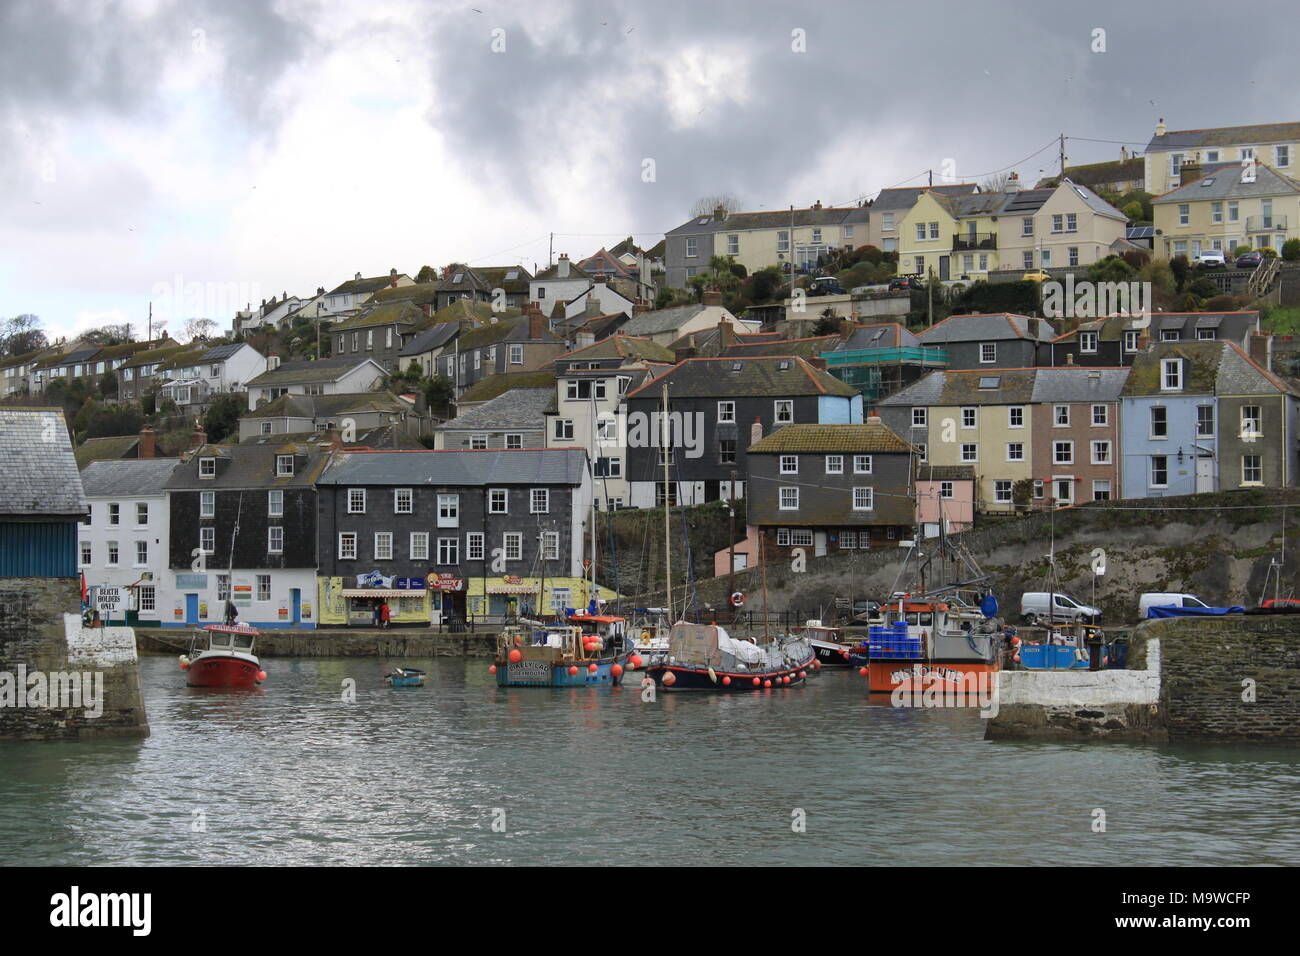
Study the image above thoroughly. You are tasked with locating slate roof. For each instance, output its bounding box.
[868,184,979,213]
[1037,158,1144,189]
[0,408,86,517]
[555,335,676,364]
[748,422,913,454]
[619,304,709,337]
[532,260,592,281]
[1152,163,1300,203]
[1146,121,1300,153]
[80,458,180,497]
[665,204,876,237]
[879,368,1039,406]
[1217,341,1298,396]
[318,447,588,487]
[119,343,190,369]
[330,301,424,332]
[457,369,557,405]
[328,274,410,296]
[916,465,975,481]
[34,346,99,370]
[245,357,384,387]
[918,313,1056,344]
[1052,312,1259,343]
[399,321,461,357]
[74,435,141,469]
[722,335,841,359]
[166,443,333,490]
[436,388,553,432]
[1029,367,1130,403]
[369,281,441,307]
[155,347,209,372]
[835,323,919,351]
[245,391,409,419]
[627,356,858,400]
[877,370,946,407]
[1120,342,1222,396]
[476,265,533,293]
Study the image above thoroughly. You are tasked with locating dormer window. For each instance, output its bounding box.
[276,455,295,477]
[199,457,216,479]
[1161,358,1182,391]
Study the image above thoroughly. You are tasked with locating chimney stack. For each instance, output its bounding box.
[1003,172,1021,193]
[138,424,156,459]
[719,318,735,348]
[190,423,207,450]
[702,288,723,306]
[557,254,570,278]
[1065,352,1075,365]
[713,205,727,222]
[1180,159,1203,186]
[529,303,545,340]
[390,267,399,288]
[1250,330,1274,372]
[1155,117,1166,137]
[866,412,882,425]
[751,417,763,445]
[355,271,362,281]
[633,299,651,315]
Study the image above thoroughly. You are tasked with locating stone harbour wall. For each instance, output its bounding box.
[0,577,149,740]
[137,627,499,659]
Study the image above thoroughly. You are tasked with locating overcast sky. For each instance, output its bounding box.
[3,0,1297,342]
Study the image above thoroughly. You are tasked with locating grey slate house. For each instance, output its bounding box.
[624,355,863,507]
[164,440,330,628]
[330,301,425,373]
[315,447,593,622]
[432,387,551,450]
[0,407,87,577]
[1043,312,1262,368]
[745,421,917,557]
[917,312,1057,370]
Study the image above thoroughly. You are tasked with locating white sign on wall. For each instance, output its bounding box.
[95,587,125,615]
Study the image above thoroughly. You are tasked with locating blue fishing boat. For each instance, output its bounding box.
[385,667,426,687]
[492,614,635,688]
[1016,625,1106,670]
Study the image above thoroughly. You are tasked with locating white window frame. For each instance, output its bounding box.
[852,487,874,511]
[348,488,367,514]
[268,489,284,517]
[374,532,394,561]
[780,455,798,475]
[488,489,508,514]
[779,487,799,510]
[1008,406,1024,429]
[853,455,872,474]
[466,532,484,561]
[267,526,283,554]
[774,400,794,424]
[338,533,357,560]
[1090,440,1111,465]
[394,488,413,514]
[825,455,843,475]
[503,532,522,562]
[717,401,736,423]
[530,488,550,514]
[410,532,429,561]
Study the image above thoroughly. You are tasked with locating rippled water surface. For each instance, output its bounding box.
[1,655,1296,865]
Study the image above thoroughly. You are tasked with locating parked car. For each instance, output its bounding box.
[1137,592,1210,617]
[1020,591,1101,625]
[807,277,846,296]
[1021,271,1052,283]
[1196,249,1227,267]
[888,276,922,291]
[1236,251,1264,269]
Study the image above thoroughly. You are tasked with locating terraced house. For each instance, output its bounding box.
[116,342,193,404]
[1151,160,1300,259]
[435,305,564,397]
[916,312,1056,370]
[321,269,414,319]
[624,355,863,507]
[1119,342,1299,498]
[314,448,594,626]
[1045,312,1261,367]
[745,420,917,557]
[663,201,870,288]
[1144,118,1300,196]
[1029,367,1128,506]
[31,339,165,395]
[245,356,387,410]
[237,391,421,442]
[331,300,425,373]
[163,438,331,628]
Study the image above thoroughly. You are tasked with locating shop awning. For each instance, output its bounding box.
[340,588,428,598]
[486,585,538,594]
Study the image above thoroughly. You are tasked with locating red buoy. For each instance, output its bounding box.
[611,664,624,678]
[663,671,677,686]
[1013,652,1021,663]
[508,649,522,663]
[763,679,772,688]
[489,665,497,674]
[257,671,268,681]
[782,676,790,685]
[587,662,598,673]
[752,677,760,686]
[568,665,579,676]
[722,676,731,686]
[859,667,868,677]
[629,654,643,669]
[798,671,806,679]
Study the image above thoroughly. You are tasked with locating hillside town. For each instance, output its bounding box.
[5,117,1300,630]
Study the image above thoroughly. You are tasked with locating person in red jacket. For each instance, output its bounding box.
[379,601,391,628]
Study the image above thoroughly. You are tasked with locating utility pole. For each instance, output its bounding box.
[927,266,934,326]
[549,233,553,269]
[661,382,672,621]
[928,169,933,187]
[1059,133,1067,179]
[147,302,152,342]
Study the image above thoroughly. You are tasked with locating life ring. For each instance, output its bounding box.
[730,591,745,607]
[640,629,651,642]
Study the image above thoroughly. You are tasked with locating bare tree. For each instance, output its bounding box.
[980,172,1014,193]
[182,317,218,343]
[0,313,46,356]
[689,194,741,218]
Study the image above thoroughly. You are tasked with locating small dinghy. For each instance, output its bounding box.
[385,667,427,687]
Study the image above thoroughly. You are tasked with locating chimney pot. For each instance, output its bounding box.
[138,424,156,459]
[751,417,763,444]
[355,272,362,280]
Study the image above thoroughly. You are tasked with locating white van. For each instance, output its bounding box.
[1020,592,1101,625]
[1138,592,1210,618]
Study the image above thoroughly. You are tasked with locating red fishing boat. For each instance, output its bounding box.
[180,624,266,688]
[859,594,1001,695]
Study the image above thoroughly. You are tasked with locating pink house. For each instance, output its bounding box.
[915,466,975,536]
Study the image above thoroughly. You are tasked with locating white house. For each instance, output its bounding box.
[78,458,179,627]
[530,255,593,312]
[244,356,388,410]
[158,342,266,410]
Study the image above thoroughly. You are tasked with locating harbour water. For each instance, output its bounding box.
[1,655,1297,866]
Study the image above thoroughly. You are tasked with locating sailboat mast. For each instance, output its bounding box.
[760,526,770,642]
[662,382,672,620]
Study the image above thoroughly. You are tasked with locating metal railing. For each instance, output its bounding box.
[952,232,997,250]
[1245,215,1287,232]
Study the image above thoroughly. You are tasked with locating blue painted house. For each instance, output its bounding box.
[0,408,87,577]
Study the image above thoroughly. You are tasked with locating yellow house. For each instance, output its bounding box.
[880,369,1038,513]
[1144,118,1300,195]
[1006,181,1130,271]
[1151,162,1300,260]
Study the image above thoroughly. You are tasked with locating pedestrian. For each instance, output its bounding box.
[372,601,380,628]
[380,601,391,629]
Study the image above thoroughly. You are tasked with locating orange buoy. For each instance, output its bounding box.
[782,676,791,685]
[1013,652,1021,663]
[798,671,806,679]
[508,649,522,663]
[763,679,772,688]
[722,676,731,686]
[257,671,268,681]
[568,665,579,676]
[587,662,598,673]
[1011,636,1021,646]
[629,654,643,668]
[489,665,497,674]
[859,667,868,677]
[611,663,624,678]
[752,677,760,687]
[663,671,677,686]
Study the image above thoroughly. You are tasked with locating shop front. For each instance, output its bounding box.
[318,571,431,627]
